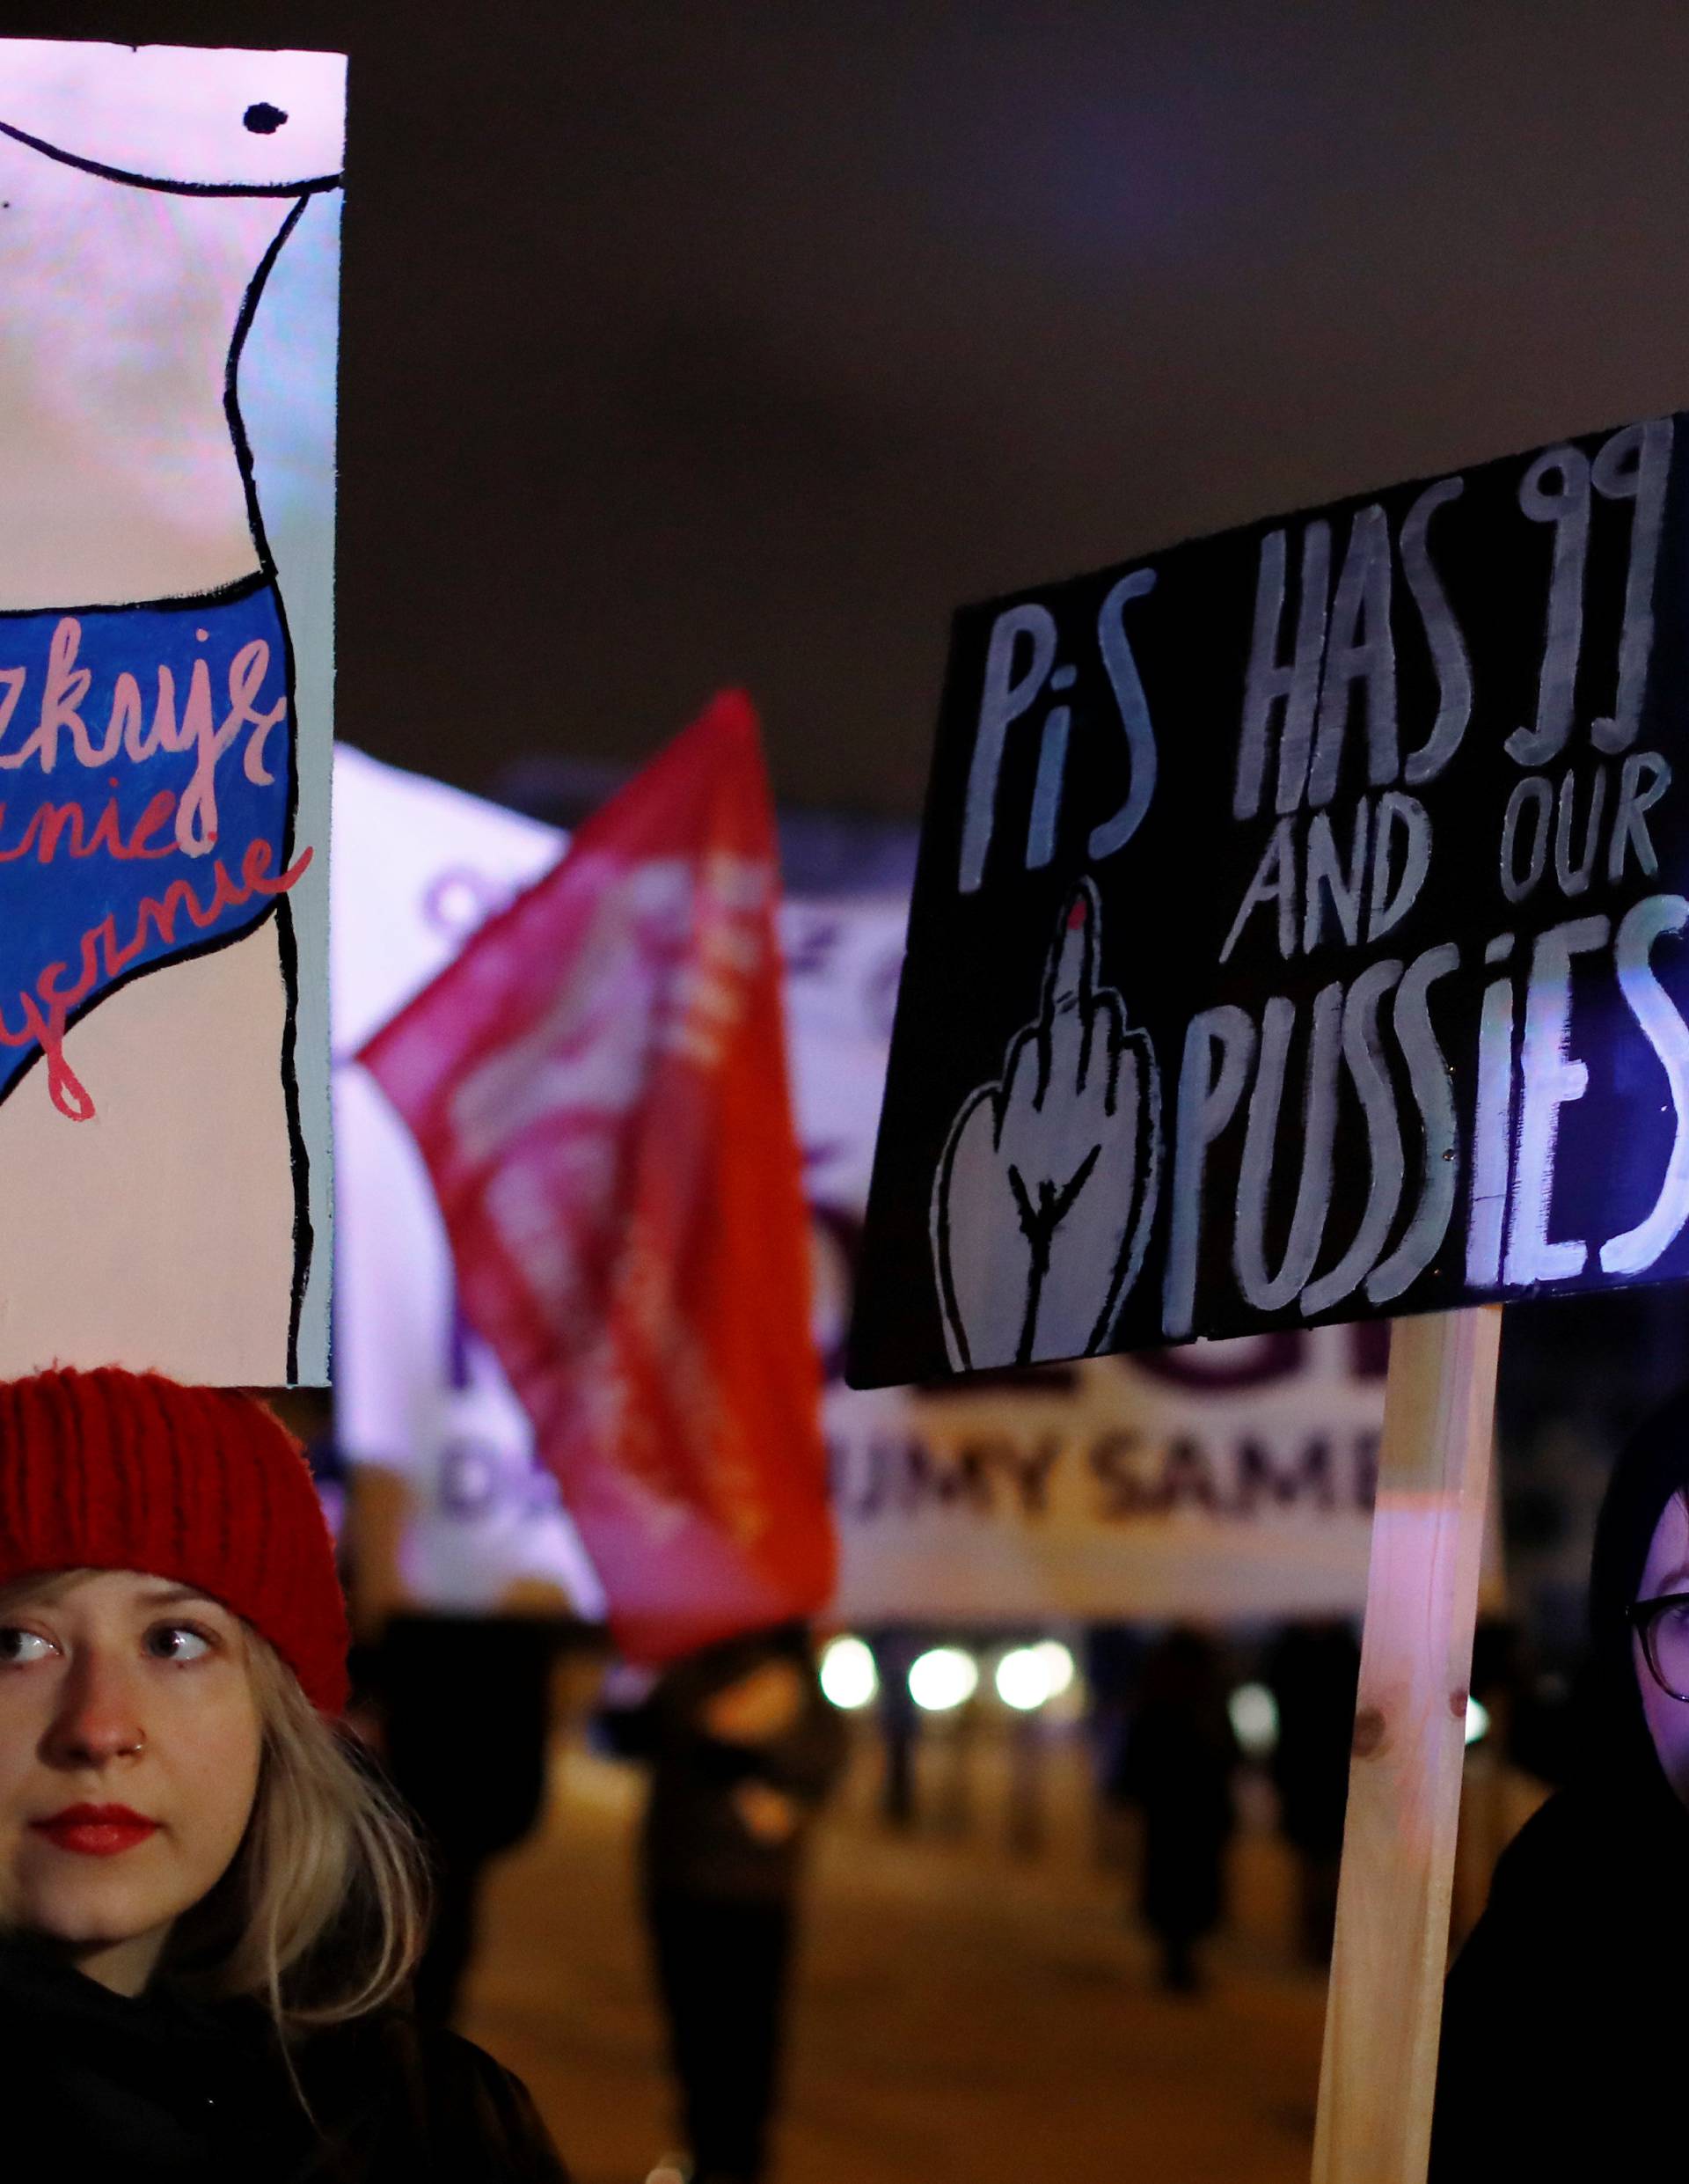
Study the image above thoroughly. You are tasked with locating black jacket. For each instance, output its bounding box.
[1431,1389,1689,2179]
[608,1624,845,1902]
[1430,1778,1689,2178]
[0,1941,570,2182]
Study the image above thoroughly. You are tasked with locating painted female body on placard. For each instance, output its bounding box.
[0,44,342,1379]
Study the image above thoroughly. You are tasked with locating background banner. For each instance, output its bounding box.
[334,747,1386,1627]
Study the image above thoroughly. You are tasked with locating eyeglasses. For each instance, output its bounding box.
[1628,1593,1689,1702]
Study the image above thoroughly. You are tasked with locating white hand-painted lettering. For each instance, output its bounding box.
[1466,944,1517,1287]
[1590,419,1672,755]
[959,605,1058,893]
[1301,959,1405,1316]
[959,576,1159,894]
[1089,570,1159,861]
[1234,478,1467,821]
[1366,942,1461,1302]
[1600,895,1689,1273]
[1163,1006,1256,1339]
[1503,912,1609,1284]
[1219,790,1429,964]
[1232,986,1342,1313]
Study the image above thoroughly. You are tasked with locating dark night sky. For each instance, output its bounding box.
[16,4,1689,815]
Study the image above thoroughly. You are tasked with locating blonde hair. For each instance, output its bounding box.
[0,1571,429,2034]
[192,1633,430,2032]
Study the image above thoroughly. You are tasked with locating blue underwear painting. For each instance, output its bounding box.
[0,575,305,1120]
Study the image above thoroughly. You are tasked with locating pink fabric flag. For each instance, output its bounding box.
[360,693,837,1660]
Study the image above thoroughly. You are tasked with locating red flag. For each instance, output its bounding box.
[359,693,836,1660]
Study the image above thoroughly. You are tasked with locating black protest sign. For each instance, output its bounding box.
[849,415,1689,1388]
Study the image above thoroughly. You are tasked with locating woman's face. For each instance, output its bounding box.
[0,1569,263,1994]
[1635,1493,1689,1804]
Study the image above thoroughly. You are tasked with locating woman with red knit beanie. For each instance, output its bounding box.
[0,1366,570,2182]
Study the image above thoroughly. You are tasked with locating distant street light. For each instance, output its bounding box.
[908,1645,979,1712]
[1228,1681,1280,1758]
[995,1647,1049,1711]
[1033,1639,1076,1701]
[820,1634,879,1711]
[994,1639,1078,1712]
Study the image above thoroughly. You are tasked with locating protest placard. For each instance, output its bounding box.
[0,40,341,1380]
[852,415,1689,1387]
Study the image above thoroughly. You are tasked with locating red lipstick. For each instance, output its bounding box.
[30,1804,160,1857]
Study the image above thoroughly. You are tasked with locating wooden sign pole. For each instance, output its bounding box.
[1311,1305,1503,2184]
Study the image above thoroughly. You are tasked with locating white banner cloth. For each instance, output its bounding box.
[333,748,1384,1623]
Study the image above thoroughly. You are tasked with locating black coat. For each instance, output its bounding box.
[0,1942,570,2183]
[1430,1778,1689,2179]
[610,1624,845,1903]
[1115,1633,1238,1941]
[1431,1389,1689,2179]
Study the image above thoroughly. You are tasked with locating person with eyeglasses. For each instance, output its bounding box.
[1431,1389,1689,2178]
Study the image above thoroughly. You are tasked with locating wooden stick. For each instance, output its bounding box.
[1311,1305,1502,2184]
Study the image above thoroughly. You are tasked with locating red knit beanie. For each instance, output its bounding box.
[0,1367,349,1714]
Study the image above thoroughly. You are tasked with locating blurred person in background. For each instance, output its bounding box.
[333,1443,563,2027]
[1262,1619,1359,1965]
[1084,1623,1144,1873]
[1433,1388,1689,2176]
[368,1613,556,2023]
[0,1367,569,2180]
[1115,1626,1239,1994]
[604,1622,844,2184]
[870,1625,919,1828]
